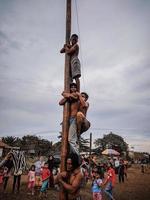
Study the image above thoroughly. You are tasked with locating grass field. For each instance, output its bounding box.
[0,164,150,200]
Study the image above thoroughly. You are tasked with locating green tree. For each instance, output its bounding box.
[20,135,52,156]
[2,135,53,156]
[2,136,20,147]
[51,141,61,153]
[94,132,128,154]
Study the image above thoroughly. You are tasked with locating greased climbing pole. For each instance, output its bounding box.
[59,0,71,200]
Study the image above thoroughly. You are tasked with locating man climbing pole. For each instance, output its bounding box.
[76,92,90,139]
[59,83,90,158]
[55,153,84,200]
[60,34,81,92]
[59,82,81,157]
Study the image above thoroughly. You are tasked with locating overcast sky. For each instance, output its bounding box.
[0,0,150,153]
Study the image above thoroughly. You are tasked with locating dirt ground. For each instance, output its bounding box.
[0,164,150,200]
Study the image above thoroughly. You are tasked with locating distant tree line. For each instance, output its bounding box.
[2,135,53,156]
[2,132,128,156]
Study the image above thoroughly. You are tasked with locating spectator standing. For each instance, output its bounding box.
[0,167,3,192]
[39,163,50,198]
[47,155,54,187]
[103,163,116,200]
[141,163,144,173]
[118,160,125,183]
[3,166,11,192]
[34,156,43,188]
[91,168,103,200]
[114,158,120,174]
[27,165,36,195]
[0,153,13,192]
[124,160,128,180]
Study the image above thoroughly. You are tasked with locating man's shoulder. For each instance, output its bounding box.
[73,168,83,177]
[85,102,89,107]
[73,43,79,48]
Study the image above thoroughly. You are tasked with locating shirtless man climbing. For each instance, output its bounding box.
[59,82,81,155]
[60,34,81,91]
[76,92,90,138]
[55,153,84,200]
[59,83,90,155]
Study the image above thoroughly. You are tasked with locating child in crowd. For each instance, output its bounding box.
[28,165,35,195]
[39,163,50,198]
[35,158,42,189]
[103,163,116,200]
[0,167,3,192]
[3,166,11,192]
[91,168,103,200]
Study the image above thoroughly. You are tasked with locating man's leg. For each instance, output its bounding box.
[17,175,21,192]
[3,177,9,191]
[68,117,82,164]
[80,118,90,134]
[12,175,17,193]
[122,174,124,182]
[104,182,115,200]
[68,117,79,155]
[104,189,115,200]
[118,174,121,183]
[76,112,84,136]
[75,77,80,92]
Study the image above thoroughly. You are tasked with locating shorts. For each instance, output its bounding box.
[81,118,90,133]
[35,175,42,187]
[40,179,49,192]
[71,56,81,79]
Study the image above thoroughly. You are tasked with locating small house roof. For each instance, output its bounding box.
[0,141,12,148]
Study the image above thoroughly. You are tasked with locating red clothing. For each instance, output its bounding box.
[41,167,50,181]
[0,175,3,184]
[107,168,116,186]
[28,170,35,182]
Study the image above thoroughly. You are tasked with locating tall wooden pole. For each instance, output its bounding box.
[59,0,71,200]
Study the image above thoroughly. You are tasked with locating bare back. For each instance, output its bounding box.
[79,101,89,117]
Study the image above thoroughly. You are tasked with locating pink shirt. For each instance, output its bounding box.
[28,170,35,182]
